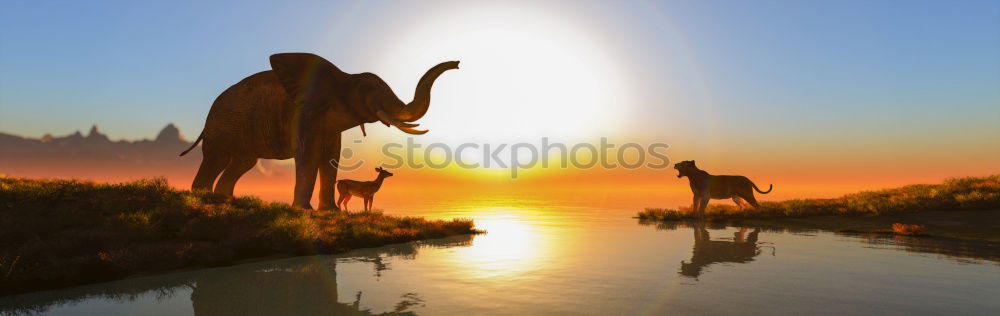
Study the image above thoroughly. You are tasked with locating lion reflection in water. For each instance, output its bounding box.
[681,223,774,278]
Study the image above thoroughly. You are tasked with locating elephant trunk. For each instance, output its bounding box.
[396,61,460,122]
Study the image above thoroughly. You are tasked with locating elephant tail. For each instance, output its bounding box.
[179,132,204,156]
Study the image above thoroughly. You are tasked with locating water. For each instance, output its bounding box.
[2,198,999,315]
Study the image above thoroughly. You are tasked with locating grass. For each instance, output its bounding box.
[638,175,1000,240]
[0,176,480,296]
[892,223,925,236]
[639,174,1000,220]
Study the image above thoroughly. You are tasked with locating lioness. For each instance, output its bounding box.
[674,160,772,217]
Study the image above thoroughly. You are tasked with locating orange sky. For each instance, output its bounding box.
[2,1,998,212]
[4,120,996,213]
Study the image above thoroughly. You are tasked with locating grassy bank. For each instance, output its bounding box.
[638,175,1000,240]
[0,177,479,296]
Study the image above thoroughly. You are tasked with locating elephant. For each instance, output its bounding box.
[180,53,459,210]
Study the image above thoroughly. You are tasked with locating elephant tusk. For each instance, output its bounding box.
[398,126,428,135]
[377,110,421,129]
[395,121,420,128]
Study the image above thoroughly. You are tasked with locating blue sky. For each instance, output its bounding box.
[1,0,998,151]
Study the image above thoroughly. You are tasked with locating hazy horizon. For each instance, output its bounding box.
[2,0,999,206]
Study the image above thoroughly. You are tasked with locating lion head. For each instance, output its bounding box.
[674,160,698,178]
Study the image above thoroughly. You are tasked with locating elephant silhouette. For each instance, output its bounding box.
[181,53,458,210]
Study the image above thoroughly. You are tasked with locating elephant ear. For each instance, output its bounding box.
[269,53,350,109]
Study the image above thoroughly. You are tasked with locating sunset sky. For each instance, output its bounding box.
[1,1,998,206]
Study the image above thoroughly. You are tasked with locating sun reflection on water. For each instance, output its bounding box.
[457,210,545,278]
[426,200,574,279]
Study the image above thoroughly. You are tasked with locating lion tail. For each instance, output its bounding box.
[752,182,773,194]
[179,132,204,156]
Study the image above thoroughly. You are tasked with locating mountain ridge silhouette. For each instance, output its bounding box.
[0,124,286,181]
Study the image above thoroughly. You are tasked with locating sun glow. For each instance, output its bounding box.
[459,213,541,277]
[420,199,576,279]
[373,3,634,147]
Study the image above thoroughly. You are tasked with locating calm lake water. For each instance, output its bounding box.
[2,197,999,315]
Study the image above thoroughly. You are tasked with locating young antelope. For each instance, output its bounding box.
[336,167,393,211]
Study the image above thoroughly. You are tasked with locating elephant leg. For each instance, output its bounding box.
[317,134,342,210]
[214,157,257,196]
[192,154,230,192]
[292,151,321,210]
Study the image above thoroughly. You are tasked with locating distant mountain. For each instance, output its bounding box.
[154,123,187,144]
[0,124,192,164]
[0,124,287,182]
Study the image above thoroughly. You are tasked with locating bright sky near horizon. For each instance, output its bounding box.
[1,0,998,188]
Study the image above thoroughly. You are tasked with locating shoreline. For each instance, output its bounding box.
[728,210,1000,242]
[638,210,1000,242]
[732,210,1000,241]
[638,175,1000,242]
[7,233,478,299]
[0,177,481,296]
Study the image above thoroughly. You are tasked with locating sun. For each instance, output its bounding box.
[371,3,634,146]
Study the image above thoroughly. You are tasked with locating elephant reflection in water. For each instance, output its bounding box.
[680,223,774,278]
[185,237,468,316]
[0,257,418,316]
[0,236,474,315]
[190,260,380,315]
[188,256,423,315]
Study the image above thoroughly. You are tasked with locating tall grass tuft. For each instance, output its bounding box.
[638,174,1000,221]
[892,223,926,235]
[0,177,480,296]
